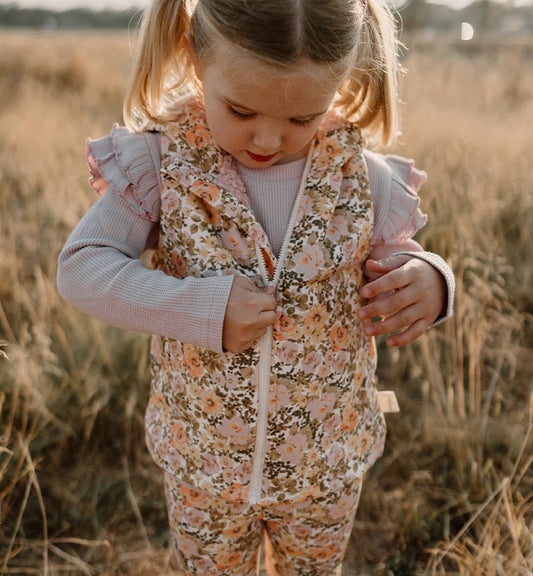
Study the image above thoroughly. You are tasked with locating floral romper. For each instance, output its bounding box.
[145,98,387,575]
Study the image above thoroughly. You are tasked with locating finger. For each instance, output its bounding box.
[365,255,411,276]
[386,318,430,347]
[233,275,260,290]
[254,294,277,314]
[358,284,418,321]
[241,324,272,352]
[239,288,277,313]
[362,303,425,337]
[258,309,277,327]
[361,268,414,300]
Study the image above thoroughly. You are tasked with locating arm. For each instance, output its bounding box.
[358,151,454,346]
[57,185,234,352]
[58,129,276,353]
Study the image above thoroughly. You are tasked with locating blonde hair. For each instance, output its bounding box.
[124,0,403,146]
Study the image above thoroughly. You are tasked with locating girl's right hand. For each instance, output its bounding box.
[223,277,278,353]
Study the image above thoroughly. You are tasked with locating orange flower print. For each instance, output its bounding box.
[311,544,338,560]
[326,442,344,466]
[221,483,247,502]
[175,533,198,556]
[235,461,253,484]
[353,371,364,388]
[341,405,359,432]
[193,557,216,572]
[201,453,219,475]
[215,551,243,571]
[303,303,329,335]
[179,484,209,509]
[323,413,342,442]
[217,415,250,445]
[222,467,236,484]
[170,251,187,277]
[343,223,371,263]
[307,393,336,421]
[185,123,211,149]
[277,432,307,466]
[182,345,204,378]
[328,491,359,519]
[213,249,233,266]
[278,540,307,557]
[190,180,220,203]
[318,349,335,377]
[302,350,323,374]
[297,484,322,501]
[327,214,349,242]
[296,194,313,221]
[222,519,249,539]
[276,341,299,364]
[199,389,223,415]
[170,421,186,450]
[220,228,249,259]
[203,204,221,226]
[292,244,325,280]
[333,350,349,373]
[183,506,206,528]
[274,312,301,341]
[291,523,313,538]
[359,429,371,454]
[329,324,348,351]
[319,136,342,160]
[268,383,291,413]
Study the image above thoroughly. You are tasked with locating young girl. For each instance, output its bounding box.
[58,0,454,574]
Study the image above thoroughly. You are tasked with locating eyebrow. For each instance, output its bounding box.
[224,97,328,120]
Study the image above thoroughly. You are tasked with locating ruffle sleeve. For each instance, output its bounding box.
[367,151,428,246]
[86,124,161,223]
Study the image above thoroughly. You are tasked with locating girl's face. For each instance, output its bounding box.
[198,48,343,168]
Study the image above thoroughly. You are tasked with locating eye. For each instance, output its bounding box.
[290,117,317,127]
[226,104,255,121]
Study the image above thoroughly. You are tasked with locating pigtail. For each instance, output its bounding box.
[337,0,402,147]
[123,0,194,131]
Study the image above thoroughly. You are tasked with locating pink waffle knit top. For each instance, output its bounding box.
[57,127,454,353]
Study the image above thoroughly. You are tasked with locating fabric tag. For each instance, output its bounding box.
[377,390,400,413]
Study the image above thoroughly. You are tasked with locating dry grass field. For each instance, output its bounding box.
[0,30,532,576]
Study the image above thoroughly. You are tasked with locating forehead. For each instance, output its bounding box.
[202,43,344,116]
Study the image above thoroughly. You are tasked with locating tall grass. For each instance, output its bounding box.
[0,31,532,575]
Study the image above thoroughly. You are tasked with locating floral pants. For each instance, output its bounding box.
[164,473,363,576]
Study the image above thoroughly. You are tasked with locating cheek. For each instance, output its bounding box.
[214,121,246,150]
[288,126,318,150]
[205,110,244,149]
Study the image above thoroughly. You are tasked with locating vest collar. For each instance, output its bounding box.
[159,96,366,260]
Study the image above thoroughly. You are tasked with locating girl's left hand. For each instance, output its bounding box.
[357,255,446,347]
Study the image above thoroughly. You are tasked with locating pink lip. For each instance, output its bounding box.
[247,151,277,163]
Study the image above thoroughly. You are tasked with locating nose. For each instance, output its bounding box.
[252,121,283,153]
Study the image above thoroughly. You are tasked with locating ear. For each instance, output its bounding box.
[184,32,203,80]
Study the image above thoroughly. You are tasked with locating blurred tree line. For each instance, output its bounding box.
[400,0,533,35]
[0,1,532,34]
[0,5,141,29]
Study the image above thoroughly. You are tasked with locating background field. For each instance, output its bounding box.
[0,31,532,575]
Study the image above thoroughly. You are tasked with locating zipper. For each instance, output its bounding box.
[247,145,315,504]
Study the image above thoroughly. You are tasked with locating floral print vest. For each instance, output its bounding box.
[146,97,386,505]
